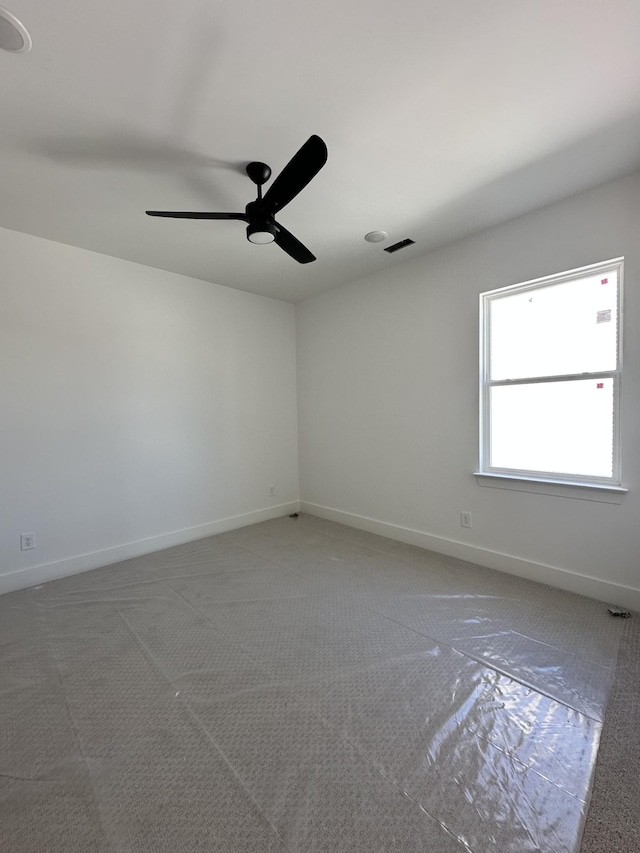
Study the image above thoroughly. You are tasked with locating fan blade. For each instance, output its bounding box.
[146,211,247,220]
[262,135,327,213]
[274,223,316,264]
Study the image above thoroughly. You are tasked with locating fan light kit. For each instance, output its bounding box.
[0,7,32,52]
[364,231,388,243]
[247,223,276,244]
[147,135,328,264]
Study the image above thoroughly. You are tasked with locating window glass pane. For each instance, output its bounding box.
[489,270,618,381]
[489,378,614,478]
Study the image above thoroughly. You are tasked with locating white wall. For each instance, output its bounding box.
[1,228,299,593]
[297,171,640,609]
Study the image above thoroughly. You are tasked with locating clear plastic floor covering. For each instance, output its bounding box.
[0,514,623,852]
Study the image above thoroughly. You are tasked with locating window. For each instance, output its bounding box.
[479,259,623,490]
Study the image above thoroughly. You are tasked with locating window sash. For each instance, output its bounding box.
[481,373,621,485]
[488,369,619,388]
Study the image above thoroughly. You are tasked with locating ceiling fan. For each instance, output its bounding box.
[146,135,327,264]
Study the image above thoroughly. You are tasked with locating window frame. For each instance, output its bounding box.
[478,258,624,490]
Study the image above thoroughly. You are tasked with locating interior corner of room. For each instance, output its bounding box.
[2,169,640,609]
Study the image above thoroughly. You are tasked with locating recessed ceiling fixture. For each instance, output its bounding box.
[0,7,32,53]
[364,231,388,243]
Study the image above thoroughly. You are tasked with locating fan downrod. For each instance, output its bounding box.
[246,161,271,186]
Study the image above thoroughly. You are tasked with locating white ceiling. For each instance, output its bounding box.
[2,0,640,303]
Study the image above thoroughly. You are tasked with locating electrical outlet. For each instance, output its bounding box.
[20,532,36,551]
[269,484,276,497]
[460,512,472,529]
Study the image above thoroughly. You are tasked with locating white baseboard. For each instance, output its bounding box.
[301,501,640,612]
[0,502,300,596]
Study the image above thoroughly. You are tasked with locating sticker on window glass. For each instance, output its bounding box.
[597,382,604,389]
[601,278,608,285]
[596,309,611,324]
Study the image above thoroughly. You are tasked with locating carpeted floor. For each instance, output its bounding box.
[0,513,633,852]
[580,611,640,853]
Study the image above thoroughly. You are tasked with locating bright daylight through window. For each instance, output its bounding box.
[479,259,623,488]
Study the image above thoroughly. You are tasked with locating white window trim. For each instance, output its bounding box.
[478,258,625,494]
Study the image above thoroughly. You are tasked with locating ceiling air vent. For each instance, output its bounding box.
[384,238,415,254]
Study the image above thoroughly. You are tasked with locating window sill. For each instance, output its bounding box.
[473,472,627,503]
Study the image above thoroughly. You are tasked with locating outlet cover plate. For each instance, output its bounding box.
[20,532,36,551]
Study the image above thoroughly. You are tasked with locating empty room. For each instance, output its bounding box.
[1,1,639,851]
